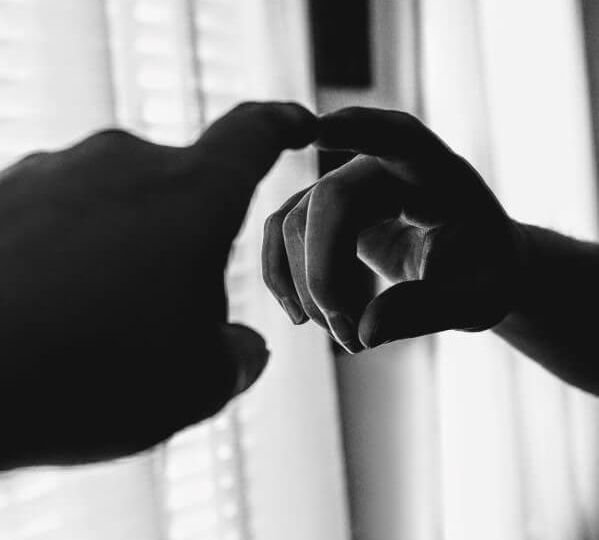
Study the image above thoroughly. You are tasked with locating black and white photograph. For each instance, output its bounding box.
[0,0,598,539]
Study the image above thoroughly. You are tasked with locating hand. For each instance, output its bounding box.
[262,107,524,353]
[0,101,316,467]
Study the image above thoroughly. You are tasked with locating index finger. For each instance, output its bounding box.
[305,156,404,352]
[316,107,456,184]
[188,101,317,189]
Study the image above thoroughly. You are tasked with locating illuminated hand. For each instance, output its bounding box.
[0,102,316,467]
[262,107,524,353]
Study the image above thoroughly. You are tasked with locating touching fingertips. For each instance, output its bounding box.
[276,103,319,149]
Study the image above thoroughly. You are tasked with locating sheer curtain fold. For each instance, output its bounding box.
[422,0,599,539]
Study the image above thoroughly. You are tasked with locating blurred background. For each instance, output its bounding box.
[0,0,598,539]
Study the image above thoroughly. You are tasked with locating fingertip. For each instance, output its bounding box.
[234,101,318,149]
[191,100,318,160]
[357,302,383,348]
[357,282,426,347]
[315,107,362,150]
[280,296,309,325]
[272,102,318,149]
[358,280,488,346]
[326,312,364,353]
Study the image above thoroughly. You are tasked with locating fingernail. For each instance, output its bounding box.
[281,297,307,324]
[276,103,318,148]
[328,312,363,354]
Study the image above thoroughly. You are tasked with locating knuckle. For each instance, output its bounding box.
[306,274,329,306]
[87,128,142,152]
[394,111,422,128]
[0,151,51,182]
[305,268,340,313]
[304,306,329,330]
[312,178,350,204]
[262,213,290,296]
[282,207,307,238]
[261,246,277,290]
[17,151,50,168]
[333,106,368,119]
[301,298,325,324]
[261,263,276,294]
[261,263,287,301]
[234,101,262,111]
[263,210,285,235]
[22,151,49,162]
[395,112,431,147]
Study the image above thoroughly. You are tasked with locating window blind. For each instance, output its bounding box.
[0,2,349,540]
[0,1,257,539]
[107,2,256,538]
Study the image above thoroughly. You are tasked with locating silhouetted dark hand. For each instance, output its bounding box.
[262,107,525,353]
[0,102,316,468]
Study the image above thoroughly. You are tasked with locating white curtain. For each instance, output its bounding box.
[3,1,599,540]
[336,1,599,539]
[0,1,349,540]
[426,1,599,539]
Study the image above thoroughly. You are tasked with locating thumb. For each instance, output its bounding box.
[358,280,509,347]
[219,323,270,396]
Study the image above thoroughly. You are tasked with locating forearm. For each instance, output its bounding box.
[493,223,599,394]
